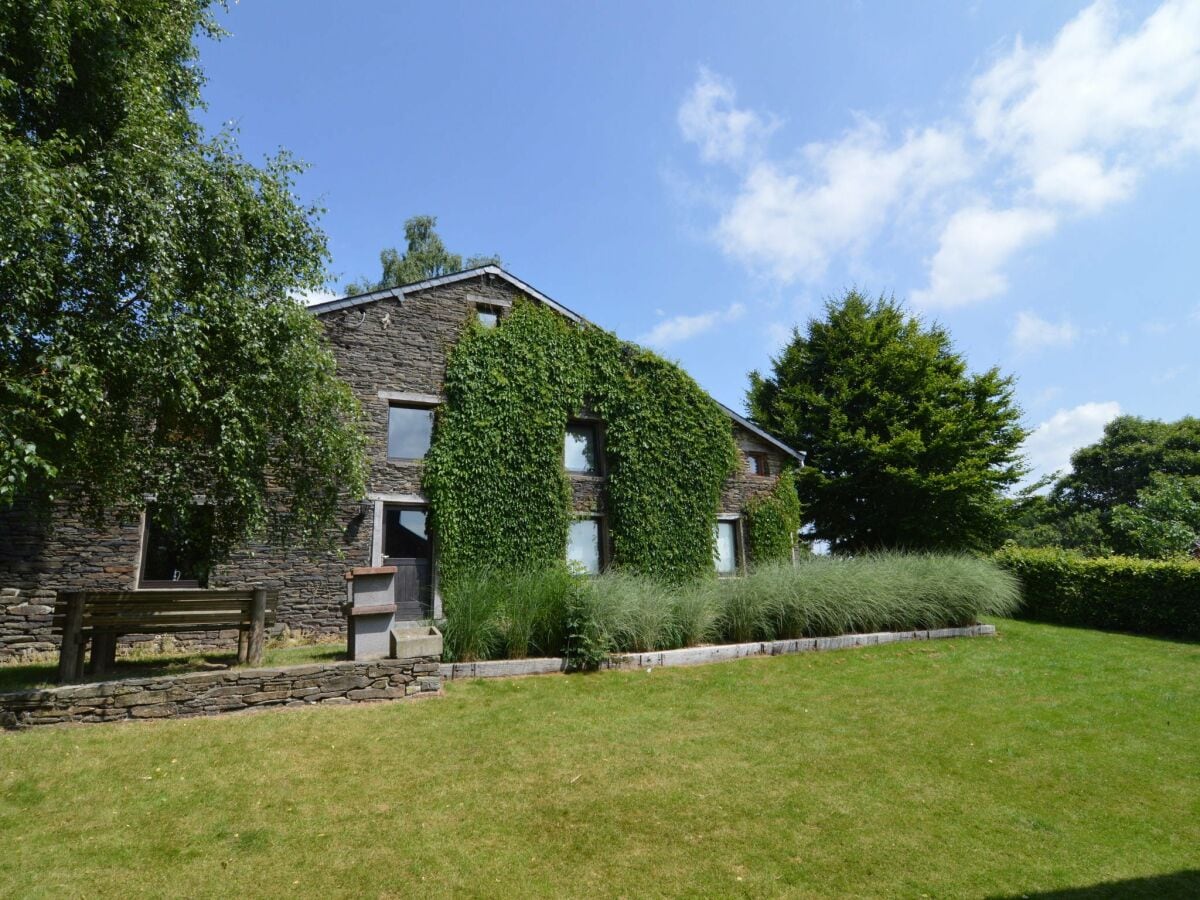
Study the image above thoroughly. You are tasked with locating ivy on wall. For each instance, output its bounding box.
[745,468,802,564]
[424,299,738,583]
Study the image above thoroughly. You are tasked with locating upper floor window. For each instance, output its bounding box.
[388,405,434,460]
[140,504,213,588]
[564,421,600,474]
[746,452,770,476]
[476,304,502,328]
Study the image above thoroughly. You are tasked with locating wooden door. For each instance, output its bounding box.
[382,506,433,621]
[388,557,431,620]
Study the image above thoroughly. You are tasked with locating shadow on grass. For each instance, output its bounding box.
[1007,614,1199,646]
[0,643,347,694]
[992,869,1200,899]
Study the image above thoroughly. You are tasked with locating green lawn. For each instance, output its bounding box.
[2,620,1197,898]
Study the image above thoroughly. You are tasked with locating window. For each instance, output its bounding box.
[388,405,434,459]
[564,422,599,474]
[139,504,213,588]
[476,305,501,328]
[714,520,739,575]
[383,507,431,559]
[746,452,770,476]
[567,517,603,574]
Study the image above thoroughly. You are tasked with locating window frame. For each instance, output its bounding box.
[746,451,770,477]
[475,304,502,328]
[386,403,437,462]
[564,419,604,476]
[567,514,607,575]
[714,516,742,577]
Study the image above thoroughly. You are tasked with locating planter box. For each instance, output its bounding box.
[391,625,443,660]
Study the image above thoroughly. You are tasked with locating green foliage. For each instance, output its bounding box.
[1011,416,1200,558]
[1053,415,1200,512]
[0,0,365,550]
[1109,474,1200,560]
[996,546,1200,640]
[747,290,1026,553]
[563,587,610,672]
[441,553,1019,661]
[717,555,1019,642]
[424,303,584,581]
[344,215,501,294]
[745,467,802,563]
[440,565,573,662]
[424,299,738,583]
[590,343,740,580]
[1002,492,1113,557]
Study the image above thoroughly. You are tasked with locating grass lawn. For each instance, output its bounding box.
[1,620,1197,898]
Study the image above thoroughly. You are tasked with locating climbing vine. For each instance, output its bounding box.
[424,299,738,584]
[745,467,802,564]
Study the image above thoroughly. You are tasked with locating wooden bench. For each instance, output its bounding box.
[52,589,278,683]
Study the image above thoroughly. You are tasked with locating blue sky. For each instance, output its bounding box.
[199,1,1200,483]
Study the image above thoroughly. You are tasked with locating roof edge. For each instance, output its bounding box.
[306,265,584,323]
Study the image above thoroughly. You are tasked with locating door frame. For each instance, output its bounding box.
[368,493,441,619]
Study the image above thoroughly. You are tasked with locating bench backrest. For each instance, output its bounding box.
[52,590,278,635]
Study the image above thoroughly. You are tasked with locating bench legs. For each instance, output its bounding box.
[88,631,118,677]
[56,591,86,683]
[245,588,267,667]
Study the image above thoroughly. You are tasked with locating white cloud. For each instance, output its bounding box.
[678,67,777,166]
[717,121,969,282]
[681,1,1200,306]
[1024,400,1121,482]
[971,1,1200,191]
[913,206,1057,308]
[638,302,745,347]
[1011,310,1079,352]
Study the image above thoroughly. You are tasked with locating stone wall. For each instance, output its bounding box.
[0,654,441,729]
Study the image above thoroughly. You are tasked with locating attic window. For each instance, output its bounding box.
[476,305,502,328]
[746,452,770,476]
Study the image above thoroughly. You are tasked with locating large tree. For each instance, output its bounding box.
[1007,416,1200,557]
[344,215,500,295]
[1052,416,1200,511]
[0,0,365,552]
[748,290,1026,553]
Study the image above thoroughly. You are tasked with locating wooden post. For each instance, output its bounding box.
[236,629,249,665]
[89,631,117,677]
[57,591,85,683]
[246,588,267,667]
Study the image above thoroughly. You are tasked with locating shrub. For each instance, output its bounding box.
[670,582,722,647]
[440,569,503,663]
[715,554,1019,644]
[441,565,575,662]
[445,553,1020,663]
[995,547,1200,640]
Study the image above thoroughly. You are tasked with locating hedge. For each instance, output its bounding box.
[995,547,1200,641]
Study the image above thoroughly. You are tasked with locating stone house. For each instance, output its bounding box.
[0,266,804,662]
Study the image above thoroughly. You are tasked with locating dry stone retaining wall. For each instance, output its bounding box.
[0,654,441,729]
